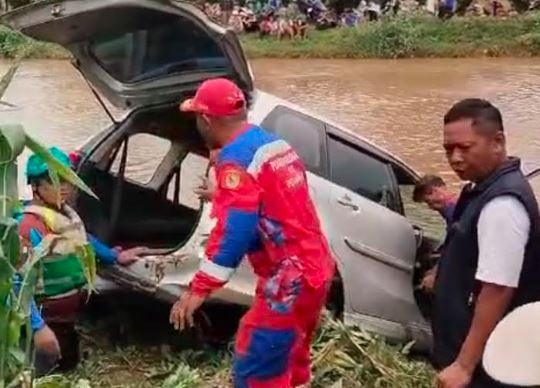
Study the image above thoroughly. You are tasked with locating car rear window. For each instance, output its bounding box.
[89,16,230,83]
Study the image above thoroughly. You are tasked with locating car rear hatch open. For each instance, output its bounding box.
[1,0,254,111]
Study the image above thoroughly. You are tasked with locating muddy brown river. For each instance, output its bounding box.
[2,58,540,233]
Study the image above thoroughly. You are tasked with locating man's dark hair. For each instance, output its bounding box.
[27,172,50,186]
[413,174,446,202]
[444,98,504,134]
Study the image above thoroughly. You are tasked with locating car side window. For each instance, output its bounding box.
[400,184,446,240]
[261,106,325,175]
[110,133,171,185]
[167,152,209,210]
[328,135,395,207]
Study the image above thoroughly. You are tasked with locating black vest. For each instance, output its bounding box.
[432,158,540,375]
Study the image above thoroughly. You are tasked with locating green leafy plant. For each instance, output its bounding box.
[0,65,96,387]
[312,315,435,388]
[161,364,202,388]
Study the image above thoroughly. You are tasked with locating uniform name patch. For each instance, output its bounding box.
[270,151,299,171]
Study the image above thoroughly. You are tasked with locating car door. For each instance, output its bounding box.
[324,130,426,341]
[527,167,540,200]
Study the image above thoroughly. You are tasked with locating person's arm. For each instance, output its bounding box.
[455,283,514,373]
[87,233,118,265]
[190,164,261,297]
[460,197,529,368]
[88,234,146,266]
[29,298,46,332]
[421,263,438,292]
[438,196,529,387]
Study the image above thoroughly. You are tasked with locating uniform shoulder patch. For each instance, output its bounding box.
[219,167,243,190]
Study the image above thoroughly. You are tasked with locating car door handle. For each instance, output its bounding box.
[344,237,414,274]
[337,196,360,211]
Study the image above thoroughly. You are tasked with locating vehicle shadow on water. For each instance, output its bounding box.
[71,291,246,387]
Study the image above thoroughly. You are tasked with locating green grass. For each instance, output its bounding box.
[0,27,68,59]
[241,12,540,59]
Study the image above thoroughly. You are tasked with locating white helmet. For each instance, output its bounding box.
[483,302,540,386]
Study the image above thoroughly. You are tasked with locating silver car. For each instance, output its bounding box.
[3,0,440,350]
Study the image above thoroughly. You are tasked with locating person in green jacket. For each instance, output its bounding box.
[18,147,145,371]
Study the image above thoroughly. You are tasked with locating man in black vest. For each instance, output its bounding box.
[433,98,540,388]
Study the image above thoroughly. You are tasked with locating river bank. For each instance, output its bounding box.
[2,13,540,59]
[243,13,540,58]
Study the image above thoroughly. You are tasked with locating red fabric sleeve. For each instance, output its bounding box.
[19,214,48,246]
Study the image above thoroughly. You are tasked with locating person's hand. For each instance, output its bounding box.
[33,325,61,358]
[194,175,215,202]
[421,269,437,293]
[117,247,148,266]
[437,361,472,388]
[169,291,207,331]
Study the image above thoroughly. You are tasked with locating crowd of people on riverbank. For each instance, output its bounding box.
[201,0,516,37]
[203,0,388,36]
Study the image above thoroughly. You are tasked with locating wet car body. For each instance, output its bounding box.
[3,0,439,350]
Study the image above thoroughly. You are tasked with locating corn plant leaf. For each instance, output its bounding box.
[8,349,24,366]
[76,244,97,293]
[0,125,25,219]
[0,220,19,270]
[73,378,92,388]
[0,64,18,103]
[34,374,71,388]
[24,134,97,199]
[14,266,38,319]
[0,125,25,164]
[311,314,435,387]
[47,168,62,209]
[401,340,416,355]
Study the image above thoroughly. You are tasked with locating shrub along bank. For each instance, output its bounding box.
[0,26,68,59]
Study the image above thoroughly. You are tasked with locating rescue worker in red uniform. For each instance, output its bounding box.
[169,78,335,387]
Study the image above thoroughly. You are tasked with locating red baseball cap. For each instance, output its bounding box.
[179,78,246,117]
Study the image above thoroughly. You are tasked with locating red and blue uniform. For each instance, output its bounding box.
[190,124,335,387]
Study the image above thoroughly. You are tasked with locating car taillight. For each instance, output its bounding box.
[68,151,83,170]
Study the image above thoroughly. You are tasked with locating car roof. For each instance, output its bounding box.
[251,90,420,184]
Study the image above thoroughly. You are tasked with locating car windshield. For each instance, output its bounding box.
[89,15,231,84]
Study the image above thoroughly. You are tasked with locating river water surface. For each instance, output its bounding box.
[2,58,540,219]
